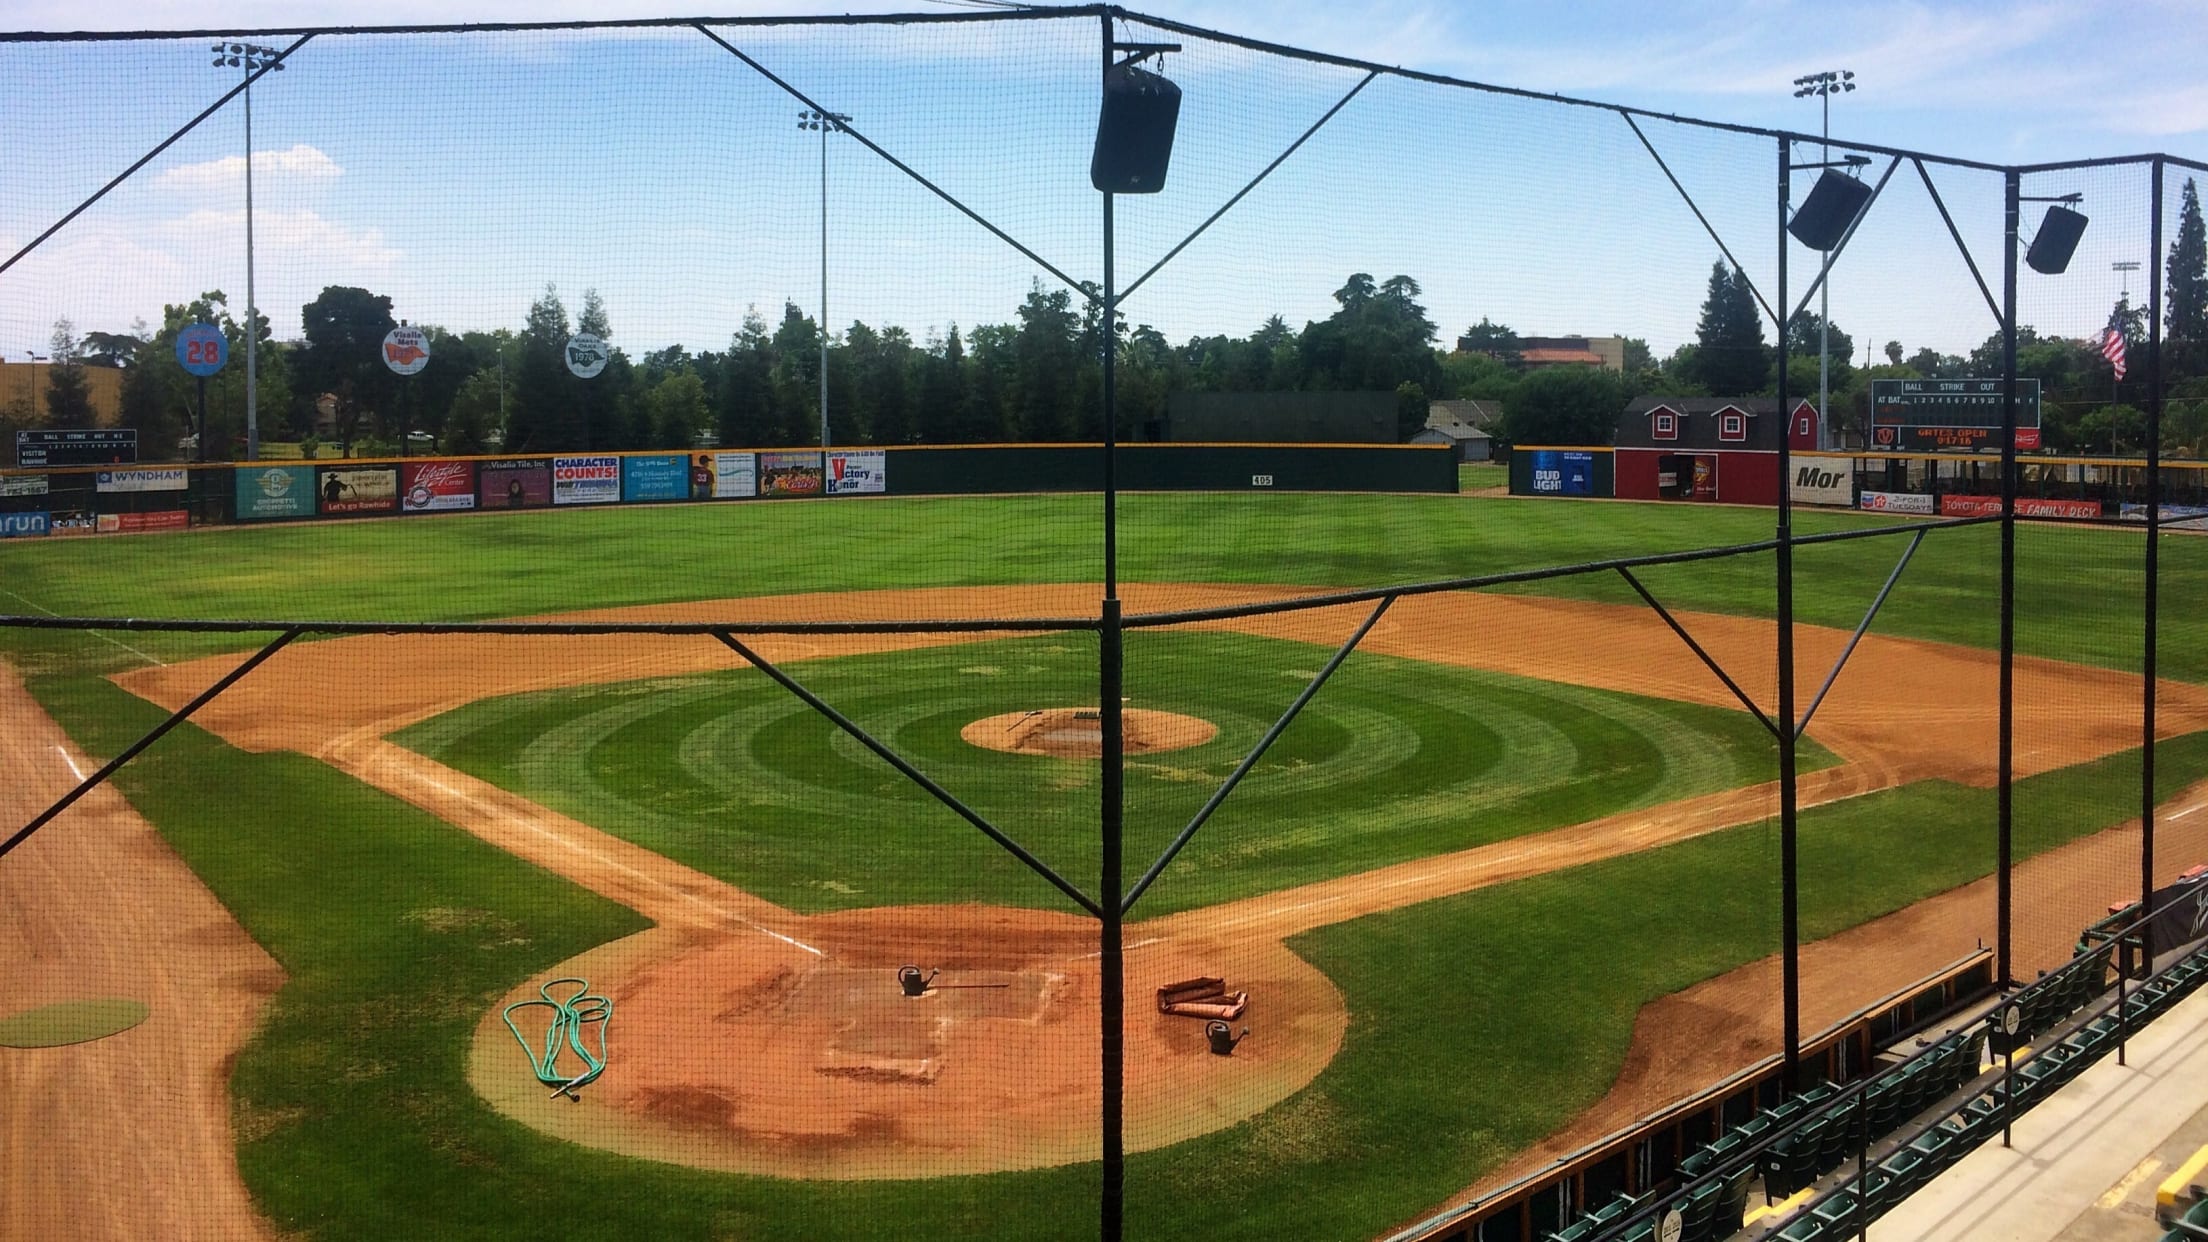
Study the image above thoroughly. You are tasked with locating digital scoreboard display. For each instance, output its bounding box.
[1869,378,2042,451]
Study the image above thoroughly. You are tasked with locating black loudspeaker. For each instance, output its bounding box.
[2026,205,2089,275]
[1091,61,1180,194]
[1787,168,1874,251]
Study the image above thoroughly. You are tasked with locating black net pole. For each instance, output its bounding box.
[1096,16,1125,1242]
[2145,157,2165,919]
[1777,135,1802,1094]
[1999,170,2020,985]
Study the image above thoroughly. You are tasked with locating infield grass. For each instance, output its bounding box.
[28,668,2204,1241]
[392,632,1827,915]
[0,493,2198,680]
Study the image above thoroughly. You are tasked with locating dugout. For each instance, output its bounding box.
[1613,397,1818,506]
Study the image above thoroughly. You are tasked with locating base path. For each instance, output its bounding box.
[108,584,2208,1181]
[0,665,281,1242]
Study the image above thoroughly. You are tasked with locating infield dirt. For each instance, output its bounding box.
[104,583,2208,1183]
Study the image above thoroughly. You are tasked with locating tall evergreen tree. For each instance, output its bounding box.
[1690,260,1770,395]
[716,308,778,448]
[508,284,574,451]
[43,318,93,427]
[2168,178,2208,373]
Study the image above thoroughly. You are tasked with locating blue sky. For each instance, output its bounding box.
[2,1,2202,368]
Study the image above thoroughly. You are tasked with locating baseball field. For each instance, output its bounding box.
[6,489,2208,1241]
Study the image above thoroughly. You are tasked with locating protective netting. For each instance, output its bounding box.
[1,11,2203,1242]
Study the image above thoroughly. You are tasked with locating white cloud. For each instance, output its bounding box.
[155,144,344,194]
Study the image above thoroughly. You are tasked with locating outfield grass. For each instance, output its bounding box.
[392,632,1824,915]
[0,493,2193,680]
[29,669,2200,1241]
[1458,462,1508,491]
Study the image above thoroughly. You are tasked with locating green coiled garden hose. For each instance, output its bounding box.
[503,977,612,1098]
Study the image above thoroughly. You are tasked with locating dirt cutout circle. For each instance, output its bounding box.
[962,708,1218,757]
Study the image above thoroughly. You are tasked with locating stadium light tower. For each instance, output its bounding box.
[211,42,285,461]
[1794,69,1854,449]
[24,350,45,423]
[798,109,852,451]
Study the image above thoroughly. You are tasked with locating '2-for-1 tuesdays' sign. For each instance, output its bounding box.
[552,455,621,505]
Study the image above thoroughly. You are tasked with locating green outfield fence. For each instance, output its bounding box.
[2,9,2206,1242]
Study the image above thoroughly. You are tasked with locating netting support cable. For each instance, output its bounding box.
[2144,157,2166,919]
[0,33,313,276]
[1793,527,1926,740]
[1612,567,1778,739]
[1121,594,1394,916]
[689,23,1093,304]
[705,630,1101,918]
[0,627,301,863]
[1622,111,1776,327]
[1997,170,2021,986]
[1115,69,1380,304]
[1776,134,1803,1096]
[1913,158,2006,331]
[1787,154,1902,326]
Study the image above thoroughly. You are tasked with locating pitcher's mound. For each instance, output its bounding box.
[963,708,1217,758]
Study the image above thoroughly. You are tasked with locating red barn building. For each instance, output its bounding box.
[1614,397,1819,505]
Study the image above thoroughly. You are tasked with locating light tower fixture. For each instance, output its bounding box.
[1792,69,1856,451]
[209,42,286,461]
[798,109,851,451]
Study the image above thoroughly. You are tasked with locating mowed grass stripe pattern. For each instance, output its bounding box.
[27,671,2203,1242]
[393,633,1824,915]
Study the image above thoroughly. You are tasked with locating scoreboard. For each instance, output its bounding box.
[1869,379,2041,452]
[13,428,139,468]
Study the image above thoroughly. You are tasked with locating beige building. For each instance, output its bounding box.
[0,360,124,426]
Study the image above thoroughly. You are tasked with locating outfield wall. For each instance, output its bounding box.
[0,442,1455,538]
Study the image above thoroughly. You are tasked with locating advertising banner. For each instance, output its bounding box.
[1526,449,1594,496]
[478,458,552,509]
[1,474,50,497]
[96,510,189,534]
[96,467,188,493]
[402,460,477,512]
[1940,494,2101,519]
[2121,503,2208,532]
[622,453,688,502]
[1859,490,1935,515]
[1789,461,1854,506]
[691,451,757,499]
[318,465,399,514]
[826,449,888,495]
[0,511,48,538]
[235,464,317,520]
[757,451,824,498]
[552,455,621,505]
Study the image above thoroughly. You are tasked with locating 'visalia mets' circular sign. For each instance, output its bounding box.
[175,323,227,377]
[565,333,610,379]
[382,326,431,376]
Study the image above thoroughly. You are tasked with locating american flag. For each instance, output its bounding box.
[2103,325,2128,381]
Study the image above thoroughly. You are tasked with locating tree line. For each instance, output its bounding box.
[5,177,2205,461]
